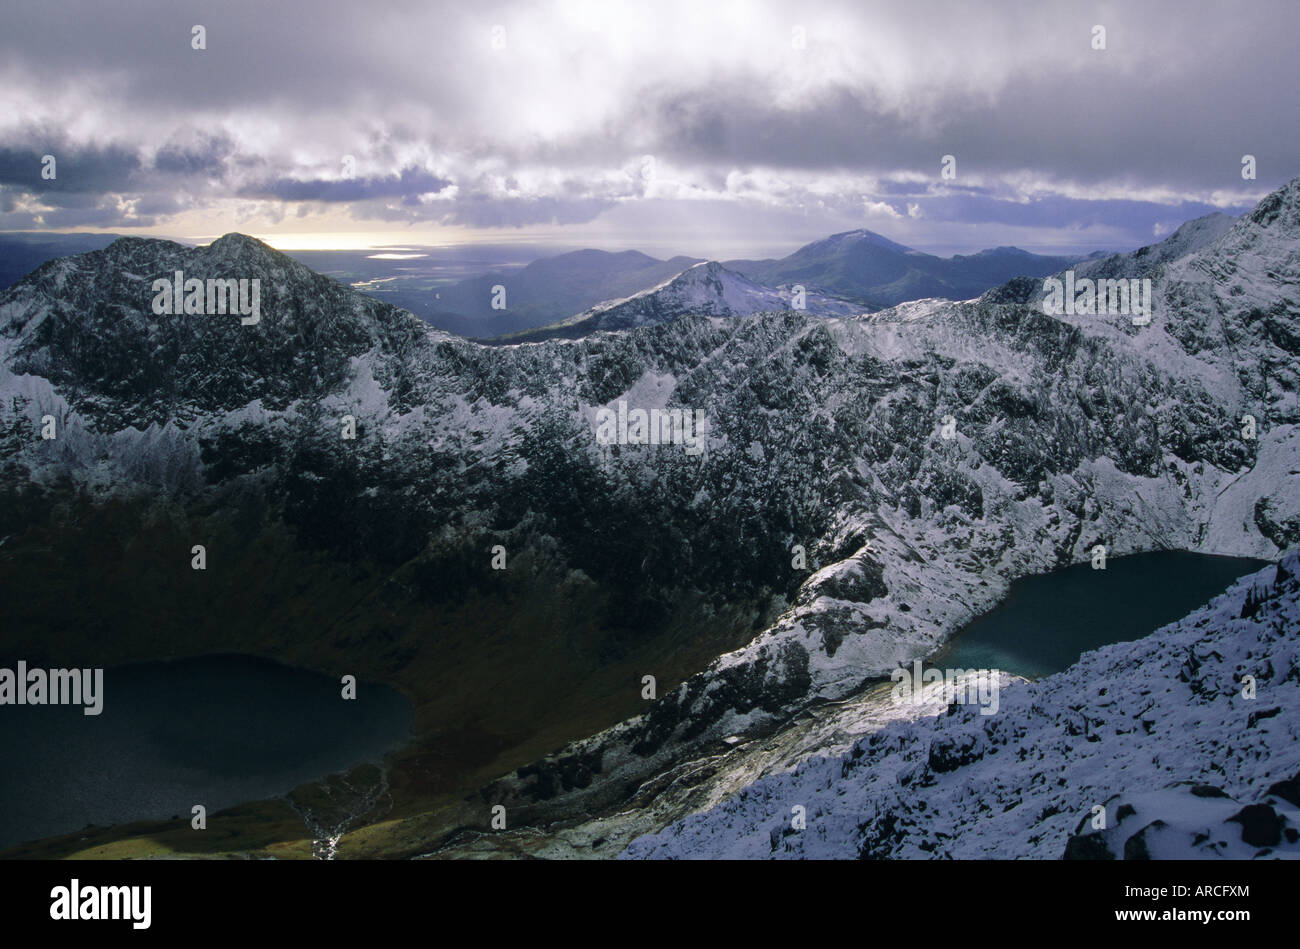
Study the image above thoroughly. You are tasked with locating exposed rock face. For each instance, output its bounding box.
[1061,787,1299,859]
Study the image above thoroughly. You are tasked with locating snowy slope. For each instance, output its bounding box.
[623,554,1300,859]
[1073,213,1236,281]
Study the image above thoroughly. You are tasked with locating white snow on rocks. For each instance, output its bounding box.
[624,554,1300,859]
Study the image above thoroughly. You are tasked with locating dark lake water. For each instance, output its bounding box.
[0,655,412,850]
[930,551,1268,679]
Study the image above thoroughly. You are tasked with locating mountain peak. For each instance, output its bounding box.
[208,232,272,250]
[550,248,657,266]
[0,228,430,428]
[816,229,914,254]
[204,233,285,263]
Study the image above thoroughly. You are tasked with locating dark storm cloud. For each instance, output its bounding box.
[912,191,1230,235]
[621,63,1299,195]
[0,0,1295,245]
[240,167,454,203]
[132,193,198,217]
[0,139,141,195]
[0,190,159,230]
[154,133,234,175]
[628,81,917,171]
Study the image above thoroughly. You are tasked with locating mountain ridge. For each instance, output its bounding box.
[0,176,1297,858]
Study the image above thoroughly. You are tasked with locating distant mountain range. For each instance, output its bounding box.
[0,227,1111,342]
[725,229,1081,308]
[448,229,1088,340]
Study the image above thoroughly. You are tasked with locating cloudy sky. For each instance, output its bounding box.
[1,0,1297,259]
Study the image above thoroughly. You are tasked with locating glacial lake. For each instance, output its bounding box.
[0,654,412,851]
[930,551,1269,679]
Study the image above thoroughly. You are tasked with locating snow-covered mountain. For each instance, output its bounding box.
[448,179,1300,850]
[0,233,436,430]
[1,176,1297,858]
[503,259,861,341]
[1072,213,1237,281]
